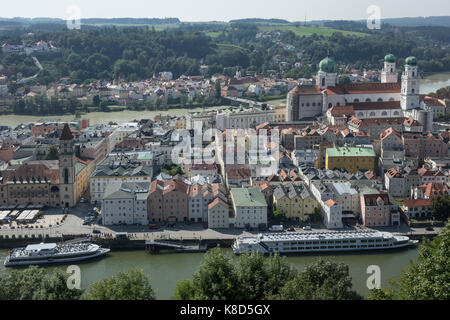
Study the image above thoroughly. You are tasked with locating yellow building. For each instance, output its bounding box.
[272,183,318,221]
[274,105,286,123]
[75,157,96,203]
[325,147,376,174]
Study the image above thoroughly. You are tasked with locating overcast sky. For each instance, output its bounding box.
[1,0,450,21]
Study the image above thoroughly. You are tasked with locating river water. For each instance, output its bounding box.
[1,72,449,128]
[0,247,418,299]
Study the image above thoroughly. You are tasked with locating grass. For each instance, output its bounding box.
[214,43,250,54]
[205,31,226,38]
[259,25,369,37]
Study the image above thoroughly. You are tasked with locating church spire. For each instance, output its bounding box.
[60,123,73,141]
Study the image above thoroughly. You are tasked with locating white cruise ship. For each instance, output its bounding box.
[4,242,110,267]
[232,230,417,255]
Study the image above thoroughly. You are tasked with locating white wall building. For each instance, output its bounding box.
[101,182,150,226]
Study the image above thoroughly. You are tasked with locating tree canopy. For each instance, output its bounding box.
[84,269,156,300]
[172,247,361,300]
[0,266,82,300]
[367,222,450,300]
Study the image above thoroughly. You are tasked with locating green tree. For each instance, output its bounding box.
[367,222,450,300]
[173,247,240,300]
[273,210,286,220]
[215,80,221,100]
[85,269,156,300]
[278,259,362,300]
[430,195,450,221]
[235,253,296,299]
[93,95,101,108]
[0,266,82,300]
[7,82,19,95]
[311,207,322,222]
[44,145,59,160]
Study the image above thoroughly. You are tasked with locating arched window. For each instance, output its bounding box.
[412,89,415,94]
[328,103,332,108]
[370,112,376,117]
[389,98,395,101]
[337,102,340,106]
[358,112,364,117]
[377,98,383,102]
[366,98,371,102]
[393,111,399,116]
[381,111,387,116]
[354,99,359,103]
[64,168,69,184]
[312,102,316,106]
[412,72,415,77]
[322,78,325,86]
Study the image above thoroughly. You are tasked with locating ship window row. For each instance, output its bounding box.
[278,243,391,250]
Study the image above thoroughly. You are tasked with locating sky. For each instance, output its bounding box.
[1,0,450,22]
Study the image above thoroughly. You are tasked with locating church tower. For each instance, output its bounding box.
[381,53,398,83]
[401,56,420,111]
[59,123,76,208]
[316,57,338,90]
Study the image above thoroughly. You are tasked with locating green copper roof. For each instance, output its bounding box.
[385,53,396,63]
[231,188,267,207]
[319,57,337,73]
[405,56,417,66]
[326,147,376,158]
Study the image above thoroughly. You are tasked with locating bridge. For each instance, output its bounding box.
[145,239,207,254]
[222,97,275,108]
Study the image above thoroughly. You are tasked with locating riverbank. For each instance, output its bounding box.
[1,72,449,127]
[0,246,419,299]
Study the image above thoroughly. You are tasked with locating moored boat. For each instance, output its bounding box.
[4,242,110,267]
[232,230,417,255]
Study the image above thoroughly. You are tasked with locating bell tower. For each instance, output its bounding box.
[316,57,338,90]
[381,53,398,83]
[59,123,76,207]
[401,56,420,111]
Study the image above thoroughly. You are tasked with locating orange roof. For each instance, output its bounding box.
[208,197,229,210]
[324,199,338,207]
[326,82,401,95]
[403,199,430,207]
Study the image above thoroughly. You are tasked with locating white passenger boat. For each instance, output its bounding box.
[4,242,110,267]
[232,230,418,255]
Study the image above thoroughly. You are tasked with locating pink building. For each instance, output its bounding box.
[148,175,188,223]
[360,193,392,227]
[403,132,447,161]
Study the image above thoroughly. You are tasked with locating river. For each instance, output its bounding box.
[1,72,449,128]
[0,247,418,299]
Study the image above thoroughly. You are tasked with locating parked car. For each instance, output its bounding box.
[92,229,101,234]
[302,226,312,231]
[426,226,434,231]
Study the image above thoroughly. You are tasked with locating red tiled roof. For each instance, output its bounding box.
[208,197,229,210]
[327,82,401,95]
[329,105,355,116]
[380,127,402,141]
[403,199,430,207]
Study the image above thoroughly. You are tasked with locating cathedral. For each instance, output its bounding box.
[286,54,434,132]
[0,124,77,208]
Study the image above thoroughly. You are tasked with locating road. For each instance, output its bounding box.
[0,204,443,241]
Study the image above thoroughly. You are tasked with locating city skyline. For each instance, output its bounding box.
[1,0,450,22]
